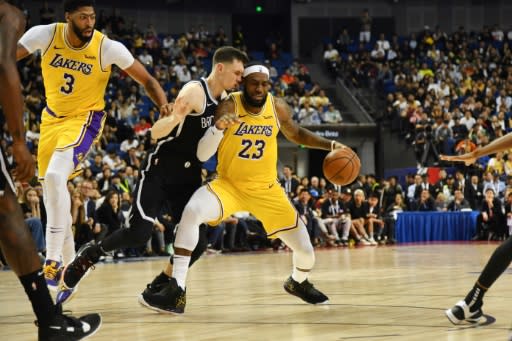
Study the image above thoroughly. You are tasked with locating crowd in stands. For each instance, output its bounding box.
[326,9,512,170]
[319,10,512,242]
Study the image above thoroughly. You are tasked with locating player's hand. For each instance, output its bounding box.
[12,142,35,182]
[440,152,477,166]
[332,141,347,150]
[159,103,173,118]
[215,113,240,130]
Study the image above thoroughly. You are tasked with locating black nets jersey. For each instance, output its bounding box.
[145,77,219,183]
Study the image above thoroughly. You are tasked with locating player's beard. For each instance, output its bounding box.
[243,87,267,108]
[71,21,93,43]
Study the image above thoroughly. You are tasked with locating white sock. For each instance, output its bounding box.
[172,255,191,289]
[62,227,76,265]
[369,232,374,239]
[45,226,65,263]
[292,268,308,283]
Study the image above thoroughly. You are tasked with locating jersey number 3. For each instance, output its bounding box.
[60,73,75,94]
[238,139,265,160]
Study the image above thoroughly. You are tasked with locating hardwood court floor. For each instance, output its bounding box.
[1,243,511,341]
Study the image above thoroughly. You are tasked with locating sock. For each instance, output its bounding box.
[172,255,191,289]
[369,232,374,239]
[19,269,55,328]
[464,283,487,310]
[45,226,65,262]
[292,267,308,283]
[61,229,75,265]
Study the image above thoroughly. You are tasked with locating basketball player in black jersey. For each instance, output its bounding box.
[58,46,248,304]
[0,1,101,339]
[441,136,512,326]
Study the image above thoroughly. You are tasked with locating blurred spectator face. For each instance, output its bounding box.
[395,194,403,205]
[414,175,422,185]
[299,190,310,203]
[454,190,464,201]
[354,190,365,204]
[485,189,495,201]
[368,196,379,207]
[471,175,479,184]
[311,176,319,187]
[421,189,430,201]
[283,166,292,178]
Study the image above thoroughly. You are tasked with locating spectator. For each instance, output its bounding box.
[280,165,299,199]
[322,104,342,124]
[474,188,505,241]
[359,9,372,43]
[447,189,471,211]
[412,189,435,211]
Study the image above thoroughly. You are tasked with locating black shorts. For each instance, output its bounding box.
[0,147,15,196]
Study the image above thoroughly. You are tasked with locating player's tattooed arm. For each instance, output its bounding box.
[275,97,345,151]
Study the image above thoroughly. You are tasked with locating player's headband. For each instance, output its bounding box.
[243,65,270,78]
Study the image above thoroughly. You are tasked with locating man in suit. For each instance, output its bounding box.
[464,174,484,210]
[280,165,299,199]
[413,189,436,211]
[447,189,471,211]
[414,173,436,199]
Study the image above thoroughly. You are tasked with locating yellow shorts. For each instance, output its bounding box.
[38,107,106,180]
[207,178,299,238]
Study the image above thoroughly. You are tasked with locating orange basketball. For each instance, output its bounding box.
[323,147,361,186]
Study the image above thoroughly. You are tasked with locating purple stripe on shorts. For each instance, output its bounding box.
[73,111,105,166]
[45,106,64,118]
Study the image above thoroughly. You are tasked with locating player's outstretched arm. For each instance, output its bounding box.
[275,97,345,151]
[124,59,167,110]
[151,82,205,139]
[441,132,512,166]
[0,8,35,181]
[196,98,237,162]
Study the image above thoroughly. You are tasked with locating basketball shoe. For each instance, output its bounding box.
[445,300,483,324]
[283,276,329,304]
[57,242,102,304]
[142,272,172,296]
[138,277,186,314]
[38,304,102,341]
[43,260,62,291]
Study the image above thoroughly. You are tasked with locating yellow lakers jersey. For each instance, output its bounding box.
[216,92,280,184]
[41,23,111,116]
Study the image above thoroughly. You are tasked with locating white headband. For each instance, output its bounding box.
[243,65,270,78]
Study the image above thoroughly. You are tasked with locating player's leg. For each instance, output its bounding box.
[143,182,211,296]
[278,220,329,304]
[446,234,512,324]
[57,171,166,304]
[42,148,75,289]
[138,185,224,314]
[0,163,101,340]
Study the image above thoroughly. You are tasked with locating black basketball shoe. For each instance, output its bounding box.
[38,304,102,340]
[445,300,483,324]
[142,272,172,296]
[138,277,186,314]
[58,242,102,304]
[283,276,329,304]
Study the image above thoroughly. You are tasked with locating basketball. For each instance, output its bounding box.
[323,147,361,186]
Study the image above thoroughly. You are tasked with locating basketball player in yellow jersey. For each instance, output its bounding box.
[16,0,168,290]
[139,62,346,314]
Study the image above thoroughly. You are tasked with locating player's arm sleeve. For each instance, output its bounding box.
[101,37,135,70]
[18,23,56,54]
[196,98,234,162]
[197,125,224,162]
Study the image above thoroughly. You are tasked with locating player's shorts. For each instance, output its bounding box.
[0,146,15,196]
[206,177,299,238]
[38,106,106,180]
